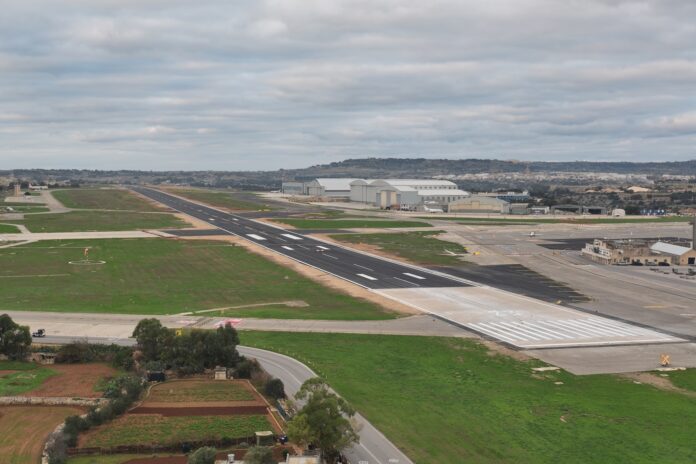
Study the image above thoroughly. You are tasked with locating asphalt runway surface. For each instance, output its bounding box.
[133,187,467,290]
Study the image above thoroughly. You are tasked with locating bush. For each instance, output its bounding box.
[235,358,261,379]
[264,378,286,400]
[244,446,275,464]
[188,446,217,464]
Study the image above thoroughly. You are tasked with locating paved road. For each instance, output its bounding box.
[36,335,412,464]
[132,187,466,290]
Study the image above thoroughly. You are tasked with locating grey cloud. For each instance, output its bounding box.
[0,0,695,170]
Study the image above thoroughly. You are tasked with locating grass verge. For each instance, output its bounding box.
[0,224,20,233]
[165,188,274,211]
[0,238,394,318]
[5,211,187,232]
[240,332,696,464]
[329,230,467,265]
[666,369,696,392]
[53,189,164,212]
[274,218,431,229]
[82,415,270,447]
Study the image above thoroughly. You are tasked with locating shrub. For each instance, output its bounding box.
[264,378,286,400]
[188,446,217,464]
[235,358,261,379]
[244,446,275,464]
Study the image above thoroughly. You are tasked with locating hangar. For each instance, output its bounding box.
[448,195,510,214]
[349,179,469,209]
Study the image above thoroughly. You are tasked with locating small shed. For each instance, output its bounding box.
[214,366,228,380]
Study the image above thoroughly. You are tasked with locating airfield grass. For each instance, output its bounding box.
[53,188,163,212]
[275,218,432,229]
[424,216,695,225]
[0,238,394,318]
[165,188,274,211]
[241,332,696,464]
[330,231,467,266]
[0,362,56,396]
[1,205,49,213]
[667,369,696,392]
[4,211,187,233]
[0,224,20,233]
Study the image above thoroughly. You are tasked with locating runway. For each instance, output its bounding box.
[132,186,467,290]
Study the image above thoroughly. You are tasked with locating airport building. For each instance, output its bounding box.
[280,178,359,198]
[349,179,469,210]
[448,195,511,214]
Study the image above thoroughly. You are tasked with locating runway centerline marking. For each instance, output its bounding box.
[357,273,378,281]
[403,272,426,280]
[246,234,266,241]
[281,233,302,240]
[324,254,339,260]
[354,264,374,272]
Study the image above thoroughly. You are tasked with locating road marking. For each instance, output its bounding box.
[281,233,302,240]
[281,246,294,251]
[232,218,238,221]
[354,264,374,271]
[208,218,216,221]
[357,273,378,281]
[324,254,339,260]
[393,276,419,287]
[246,234,266,241]
[403,272,426,280]
[316,245,330,250]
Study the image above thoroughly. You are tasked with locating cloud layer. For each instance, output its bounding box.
[1,0,695,169]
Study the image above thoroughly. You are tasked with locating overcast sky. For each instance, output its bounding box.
[1,0,695,170]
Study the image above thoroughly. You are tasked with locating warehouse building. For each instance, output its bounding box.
[349,179,469,210]
[448,195,510,214]
[281,178,359,198]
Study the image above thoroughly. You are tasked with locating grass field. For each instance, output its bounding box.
[274,218,432,229]
[148,380,254,403]
[1,205,49,213]
[240,332,696,464]
[0,362,57,396]
[0,406,84,464]
[165,188,274,211]
[330,231,467,265]
[0,238,393,318]
[423,216,695,225]
[667,369,696,392]
[0,224,20,233]
[53,189,163,212]
[82,415,270,447]
[5,211,187,232]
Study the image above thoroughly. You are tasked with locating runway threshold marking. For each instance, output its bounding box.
[357,273,378,281]
[281,246,294,251]
[403,272,426,280]
[281,233,302,240]
[246,234,266,241]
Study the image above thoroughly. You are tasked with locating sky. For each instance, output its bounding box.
[1,0,695,171]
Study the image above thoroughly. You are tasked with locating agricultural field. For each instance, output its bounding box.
[20,364,117,398]
[0,406,84,464]
[0,224,20,233]
[0,361,56,396]
[53,189,164,212]
[4,211,187,233]
[273,218,432,229]
[0,238,394,318]
[147,380,255,403]
[80,414,270,448]
[330,231,468,265]
[241,332,696,464]
[164,188,274,211]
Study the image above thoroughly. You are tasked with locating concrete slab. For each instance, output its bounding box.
[376,286,683,349]
[525,342,696,375]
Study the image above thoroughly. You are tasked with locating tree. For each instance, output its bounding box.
[132,318,171,362]
[288,378,359,461]
[188,446,217,464]
[244,446,275,464]
[0,314,31,360]
[264,378,286,400]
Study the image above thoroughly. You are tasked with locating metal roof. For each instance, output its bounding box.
[650,241,691,256]
[418,189,469,196]
[315,178,363,191]
[380,179,457,187]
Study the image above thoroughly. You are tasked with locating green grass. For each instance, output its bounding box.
[0,360,40,371]
[5,211,187,232]
[1,205,49,213]
[148,381,254,402]
[275,218,432,229]
[240,332,696,464]
[83,415,270,447]
[330,231,467,265]
[0,363,56,396]
[0,238,394,319]
[166,188,274,211]
[424,216,695,225]
[53,189,163,212]
[666,369,696,392]
[0,224,20,233]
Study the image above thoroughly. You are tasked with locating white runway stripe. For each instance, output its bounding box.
[246,234,265,240]
[281,233,302,240]
[281,246,294,251]
[357,273,377,281]
[403,272,426,280]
